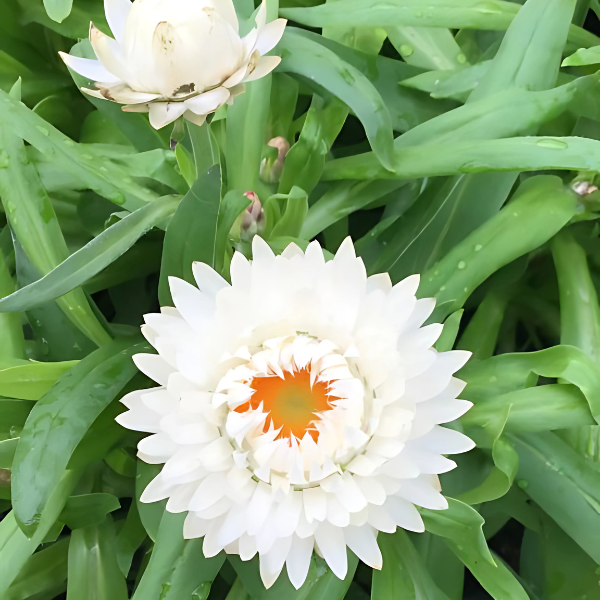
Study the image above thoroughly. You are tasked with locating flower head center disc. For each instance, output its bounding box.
[238,370,330,440]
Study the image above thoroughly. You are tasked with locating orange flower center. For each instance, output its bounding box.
[236,370,331,440]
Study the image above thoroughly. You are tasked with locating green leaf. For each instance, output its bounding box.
[13,241,99,362]
[0,195,179,312]
[463,384,596,434]
[136,461,164,543]
[512,431,600,563]
[4,536,69,600]
[387,25,466,71]
[162,540,225,600]
[0,88,160,212]
[301,180,407,240]
[215,190,251,274]
[435,310,463,353]
[0,248,25,360]
[116,502,147,577]
[59,493,121,530]
[303,30,454,132]
[0,469,80,597]
[67,516,128,600]
[417,176,580,321]
[460,344,600,423]
[552,229,600,363]
[131,511,187,600]
[269,187,309,239]
[226,75,272,192]
[278,29,395,171]
[280,0,598,50]
[523,512,600,600]
[0,90,111,347]
[278,95,346,196]
[12,337,147,536]
[374,531,451,600]
[423,499,529,600]
[43,0,73,23]
[0,399,35,435]
[0,359,78,400]
[324,134,600,181]
[420,498,494,566]
[563,44,600,66]
[158,166,222,305]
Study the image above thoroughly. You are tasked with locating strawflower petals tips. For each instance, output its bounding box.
[117,237,475,589]
[59,0,286,129]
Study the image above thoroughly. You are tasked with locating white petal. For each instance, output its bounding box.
[89,24,129,82]
[260,535,292,589]
[192,262,230,296]
[314,521,348,580]
[396,478,448,510]
[303,486,327,523]
[58,52,121,83]
[413,425,475,455]
[344,525,382,570]
[140,473,175,503]
[367,505,396,534]
[247,481,274,535]
[184,111,207,127]
[384,496,424,532]
[133,354,175,386]
[184,87,230,116]
[286,535,314,590]
[149,102,188,129]
[169,277,214,335]
[254,19,287,56]
[184,513,210,538]
[138,433,178,463]
[275,491,303,537]
[244,56,281,83]
[104,0,132,42]
[188,472,228,511]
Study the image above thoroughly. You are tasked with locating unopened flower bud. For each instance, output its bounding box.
[241,192,265,241]
[260,136,291,183]
[572,181,599,196]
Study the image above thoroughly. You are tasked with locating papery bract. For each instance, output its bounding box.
[60,0,286,128]
[117,237,474,589]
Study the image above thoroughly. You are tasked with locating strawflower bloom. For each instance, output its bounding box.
[117,237,474,588]
[59,0,286,129]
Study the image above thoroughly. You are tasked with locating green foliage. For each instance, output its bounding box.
[1,0,600,597]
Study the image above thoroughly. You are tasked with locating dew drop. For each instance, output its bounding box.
[457,53,467,64]
[458,261,466,269]
[536,138,568,150]
[64,140,76,147]
[474,244,482,252]
[192,581,212,600]
[517,479,528,489]
[400,44,414,57]
[82,154,94,160]
[0,150,9,168]
[36,126,49,136]
[108,192,126,205]
[6,201,16,213]
[123,176,133,184]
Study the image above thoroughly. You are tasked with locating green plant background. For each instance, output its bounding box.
[1,0,600,598]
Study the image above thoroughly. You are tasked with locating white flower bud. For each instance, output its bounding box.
[59,0,286,129]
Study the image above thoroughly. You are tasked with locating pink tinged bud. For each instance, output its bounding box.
[241,192,265,241]
[260,136,291,184]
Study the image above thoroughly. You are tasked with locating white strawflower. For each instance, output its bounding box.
[117,237,474,588]
[59,0,286,129]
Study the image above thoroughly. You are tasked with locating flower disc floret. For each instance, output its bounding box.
[117,237,474,589]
